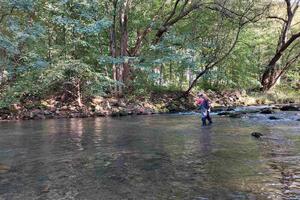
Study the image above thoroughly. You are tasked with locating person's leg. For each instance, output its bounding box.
[207,111,212,124]
[202,117,207,126]
[201,109,207,126]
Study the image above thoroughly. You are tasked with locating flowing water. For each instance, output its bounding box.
[0,111,300,200]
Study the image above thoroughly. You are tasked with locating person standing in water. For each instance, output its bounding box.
[195,93,212,126]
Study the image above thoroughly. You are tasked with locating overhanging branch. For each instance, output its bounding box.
[184,25,243,95]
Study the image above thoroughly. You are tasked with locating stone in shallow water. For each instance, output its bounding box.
[217,112,231,116]
[251,132,263,138]
[280,105,299,111]
[269,116,281,120]
[211,107,226,112]
[242,109,260,114]
[229,113,244,118]
[0,164,10,173]
[260,108,274,114]
[40,185,50,193]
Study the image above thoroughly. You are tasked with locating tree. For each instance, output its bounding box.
[102,0,268,95]
[184,0,266,95]
[261,0,300,91]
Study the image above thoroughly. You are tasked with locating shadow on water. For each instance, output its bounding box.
[0,114,299,199]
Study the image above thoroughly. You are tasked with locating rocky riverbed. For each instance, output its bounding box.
[214,104,300,122]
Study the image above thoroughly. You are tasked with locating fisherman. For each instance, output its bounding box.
[195,93,212,126]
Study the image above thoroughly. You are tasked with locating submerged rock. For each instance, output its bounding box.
[212,106,236,113]
[229,113,244,118]
[251,132,263,138]
[211,107,225,112]
[260,108,274,114]
[272,106,281,110]
[0,164,10,173]
[280,105,299,111]
[217,112,231,116]
[41,185,50,193]
[226,107,235,111]
[269,116,281,120]
[243,109,260,114]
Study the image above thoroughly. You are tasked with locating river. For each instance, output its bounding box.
[0,111,300,199]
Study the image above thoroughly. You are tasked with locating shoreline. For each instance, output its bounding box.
[1,90,299,122]
[1,103,299,122]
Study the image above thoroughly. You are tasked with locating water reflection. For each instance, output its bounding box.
[0,115,299,199]
[199,126,213,155]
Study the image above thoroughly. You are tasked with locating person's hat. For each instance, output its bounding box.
[197,92,203,97]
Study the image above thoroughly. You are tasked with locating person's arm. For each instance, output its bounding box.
[208,99,213,109]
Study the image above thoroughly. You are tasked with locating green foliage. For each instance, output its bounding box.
[0,0,298,109]
[198,29,263,90]
[0,60,112,108]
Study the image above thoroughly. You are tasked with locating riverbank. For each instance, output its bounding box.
[0,90,299,121]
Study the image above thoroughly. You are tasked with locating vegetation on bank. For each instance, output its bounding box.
[0,0,299,119]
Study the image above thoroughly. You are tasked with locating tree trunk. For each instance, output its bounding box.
[47,29,52,64]
[169,63,172,81]
[159,64,164,86]
[187,67,193,87]
[119,0,130,93]
[76,80,83,107]
[261,64,283,91]
[0,48,7,85]
[109,0,119,95]
[179,69,184,90]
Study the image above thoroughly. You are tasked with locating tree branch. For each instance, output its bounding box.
[184,25,243,95]
[153,2,204,44]
[284,52,300,71]
[164,0,181,24]
[129,2,166,56]
[267,16,287,23]
[271,31,300,66]
[273,51,300,84]
[276,0,297,52]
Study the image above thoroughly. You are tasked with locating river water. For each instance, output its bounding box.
[0,111,300,200]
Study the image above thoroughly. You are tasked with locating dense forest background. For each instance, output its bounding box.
[0,0,299,109]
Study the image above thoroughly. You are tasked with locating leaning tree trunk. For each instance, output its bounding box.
[261,64,282,91]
